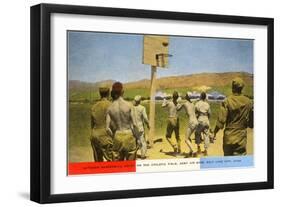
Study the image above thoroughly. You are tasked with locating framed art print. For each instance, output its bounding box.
[30,3,274,203]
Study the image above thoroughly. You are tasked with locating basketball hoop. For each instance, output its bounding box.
[142,35,172,147]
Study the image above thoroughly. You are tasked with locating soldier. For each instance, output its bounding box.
[177,92,198,157]
[106,82,137,161]
[213,77,253,156]
[162,91,181,154]
[90,87,113,162]
[131,95,150,159]
[195,92,211,156]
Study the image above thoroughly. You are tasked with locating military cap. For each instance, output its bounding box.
[99,87,110,93]
[134,95,142,102]
[232,77,245,89]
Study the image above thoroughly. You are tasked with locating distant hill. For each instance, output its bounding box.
[124,72,253,89]
[69,79,115,91]
[69,72,253,91]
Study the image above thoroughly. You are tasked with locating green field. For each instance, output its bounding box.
[69,101,221,161]
[68,84,253,162]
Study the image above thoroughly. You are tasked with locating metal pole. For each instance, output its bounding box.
[148,65,157,147]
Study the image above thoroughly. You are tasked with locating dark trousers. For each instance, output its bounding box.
[223,144,246,156]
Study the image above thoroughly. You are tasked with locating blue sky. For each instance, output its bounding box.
[68,31,253,83]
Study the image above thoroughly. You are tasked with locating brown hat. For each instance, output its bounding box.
[232,77,245,89]
[99,87,110,93]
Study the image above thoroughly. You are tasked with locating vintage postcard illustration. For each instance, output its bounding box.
[67,31,254,175]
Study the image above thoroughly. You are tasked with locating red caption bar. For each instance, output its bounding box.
[68,160,136,175]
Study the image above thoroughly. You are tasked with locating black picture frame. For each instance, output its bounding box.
[30,3,274,204]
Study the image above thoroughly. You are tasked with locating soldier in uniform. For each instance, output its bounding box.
[177,92,198,157]
[131,95,150,159]
[106,82,137,161]
[195,92,211,156]
[90,87,113,162]
[213,77,253,156]
[162,91,181,154]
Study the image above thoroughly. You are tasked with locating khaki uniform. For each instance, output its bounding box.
[90,98,113,162]
[195,100,211,149]
[216,94,253,156]
[131,104,149,158]
[106,97,137,161]
[162,100,181,152]
[112,130,137,160]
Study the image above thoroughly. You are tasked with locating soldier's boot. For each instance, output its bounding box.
[172,145,179,156]
[185,151,194,158]
[177,140,182,154]
[197,145,201,154]
[209,129,215,143]
[192,152,198,157]
[202,150,208,156]
[141,155,147,160]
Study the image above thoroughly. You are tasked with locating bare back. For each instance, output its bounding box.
[183,101,197,123]
[107,97,133,131]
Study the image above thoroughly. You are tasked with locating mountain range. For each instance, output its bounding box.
[69,72,253,91]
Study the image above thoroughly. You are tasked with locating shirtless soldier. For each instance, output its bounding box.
[162,91,181,154]
[106,82,137,160]
[177,92,198,157]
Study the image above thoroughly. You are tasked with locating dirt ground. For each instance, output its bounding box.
[141,129,253,159]
[69,129,253,162]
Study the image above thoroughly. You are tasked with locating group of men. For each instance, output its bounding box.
[162,90,211,157]
[90,82,149,162]
[90,77,253,162]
